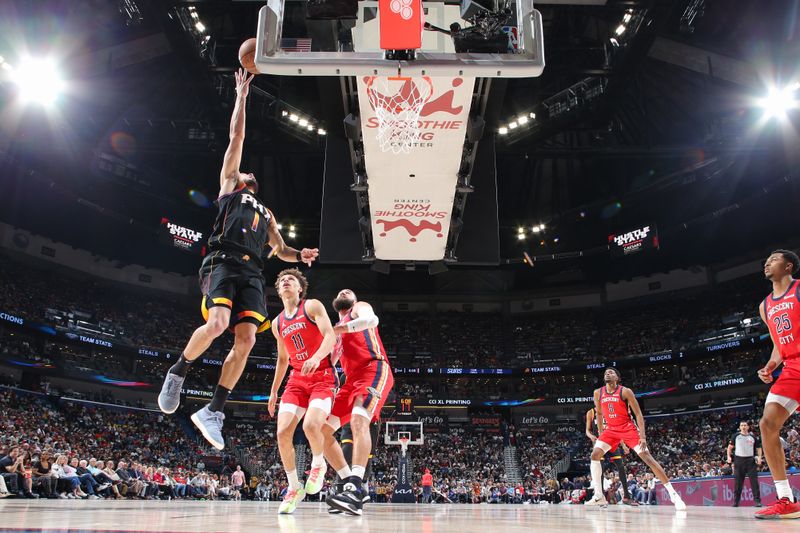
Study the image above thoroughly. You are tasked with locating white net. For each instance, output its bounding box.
[366,76,433,155]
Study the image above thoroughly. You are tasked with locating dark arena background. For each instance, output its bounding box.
[1,0,800,531]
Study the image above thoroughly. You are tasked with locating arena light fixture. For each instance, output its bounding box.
[539,223,546,231]
[531,226,541,233]
[288,231,296,239]
[759,84,798,119]
[518,115,528,125]
[517,233,526,241]
[615,24,626,36]
[498,126,508,135]
[289,113,299,122]
[307,124,314,131]
[195,21,206,33]
[517,226,525,233]
[12,57,65,106]
[281,110,289,117]
[298,118,308,127]
[508,121,518,129]
[317,128,327,135]
[289,225,296,232]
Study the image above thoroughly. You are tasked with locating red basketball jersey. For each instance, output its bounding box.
[763,279,800,367]
[599,386,633,428]
[334,311,390,374]
[276,300,330,372]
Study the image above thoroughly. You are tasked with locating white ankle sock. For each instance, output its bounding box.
[337,466,352,479]
[286,470,301,490]
[775,479,794,501]
[311,454,326,468]
[352,465,366,480]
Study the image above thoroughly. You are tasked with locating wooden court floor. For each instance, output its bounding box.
[0,500,793,533]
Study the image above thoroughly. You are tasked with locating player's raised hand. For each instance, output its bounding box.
[299,248,319,266]
[235,68,254,98]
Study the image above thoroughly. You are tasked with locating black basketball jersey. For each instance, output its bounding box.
[207,185,271,264]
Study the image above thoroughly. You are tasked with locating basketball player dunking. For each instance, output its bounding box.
[587,368,686,510]
[268,269,337,514]
[322,289,394,515]
[157,69,319,449]
[585,406,637,505]
[754,249,800,519]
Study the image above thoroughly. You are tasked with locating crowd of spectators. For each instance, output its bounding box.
[0,254,771,370]
[3,377,799,505]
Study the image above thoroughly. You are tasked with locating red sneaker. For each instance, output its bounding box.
[754,498,800,519]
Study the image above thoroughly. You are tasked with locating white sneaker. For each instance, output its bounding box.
[670,493,687,511]
[585,495,608,508]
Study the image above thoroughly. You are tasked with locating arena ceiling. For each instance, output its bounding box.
[0,0,798,290]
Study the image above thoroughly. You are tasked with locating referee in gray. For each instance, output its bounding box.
[726,421,762,507]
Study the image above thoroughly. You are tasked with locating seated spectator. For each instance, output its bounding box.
[53,454,87,499]
[99,460,123,498]
[255,479,269,501]
[31,451,58,499]
[1,447,36,498]
[638,473,656,505]
[69,457,102,499]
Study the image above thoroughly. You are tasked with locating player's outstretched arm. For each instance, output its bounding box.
[333,301,379,335]
[219,69,254,197]
[268,321,290,417]
[300,299,337,375]
[265,212,319,266]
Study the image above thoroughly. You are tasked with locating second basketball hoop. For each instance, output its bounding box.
[365,75,433,154]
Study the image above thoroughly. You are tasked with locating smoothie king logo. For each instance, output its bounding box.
[363,77,467,146]
[374,199,447,242]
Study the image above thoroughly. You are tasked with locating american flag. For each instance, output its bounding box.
[280,38,312,52]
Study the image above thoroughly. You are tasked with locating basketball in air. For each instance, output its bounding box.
[239,38,259,75]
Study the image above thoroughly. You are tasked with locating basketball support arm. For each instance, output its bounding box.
[254,0,544,77]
